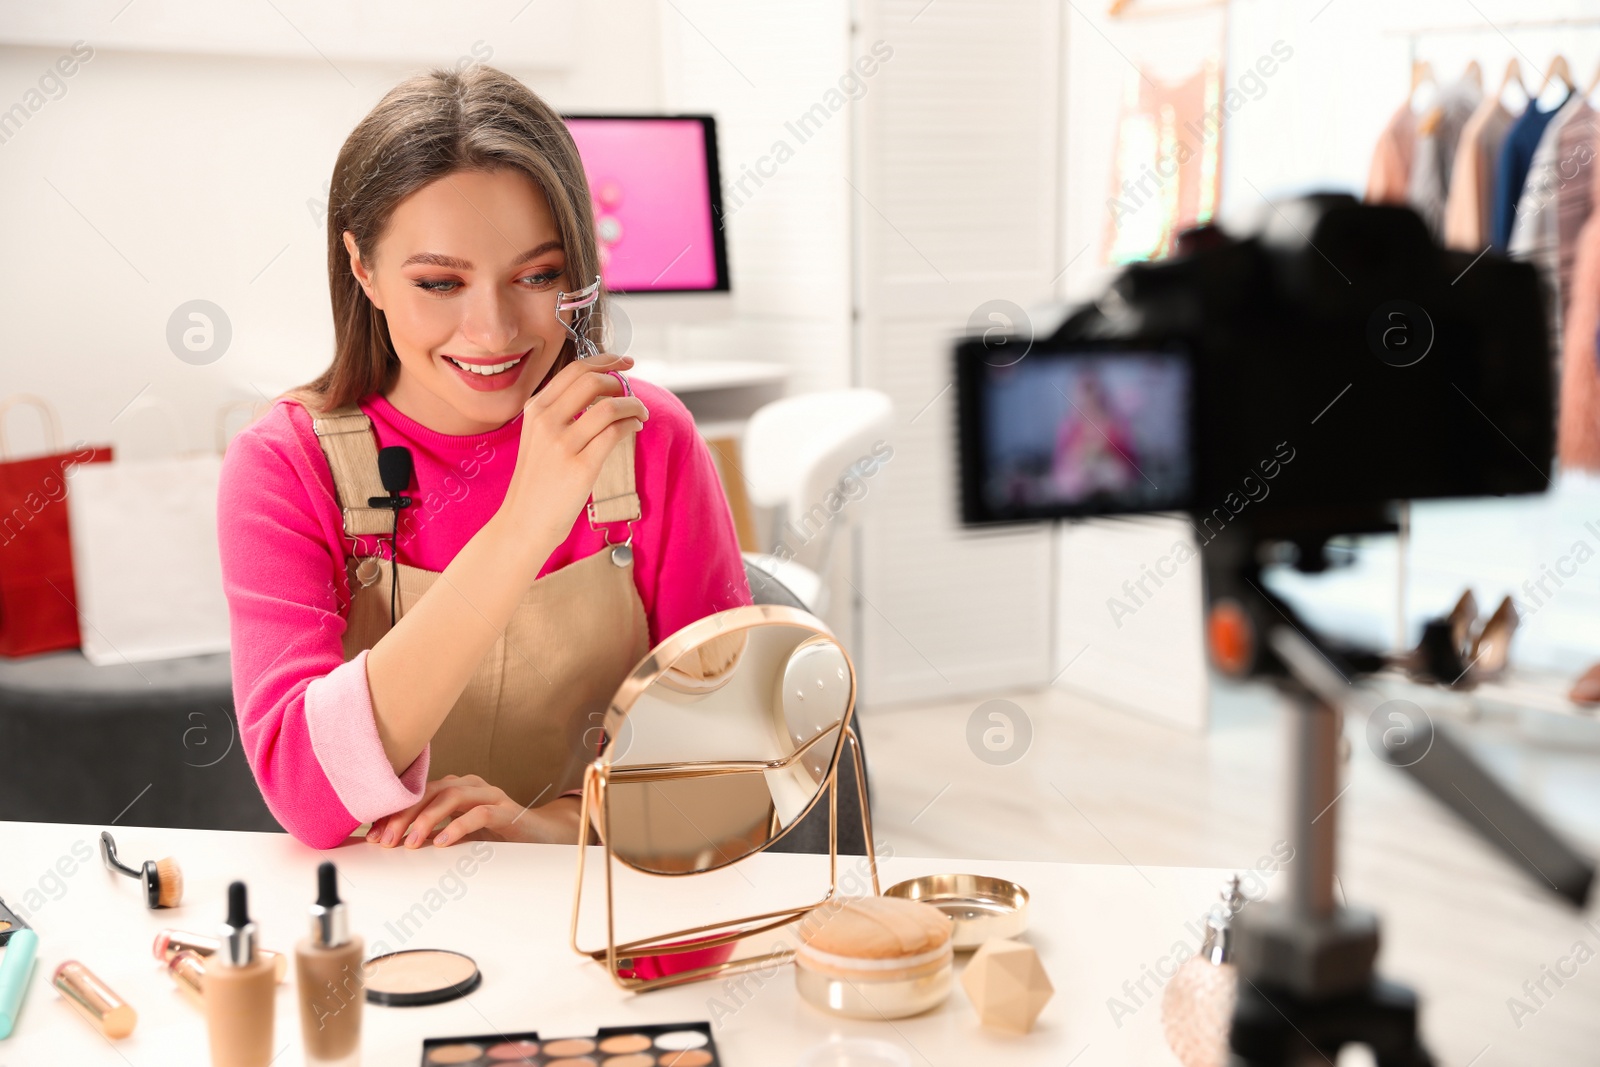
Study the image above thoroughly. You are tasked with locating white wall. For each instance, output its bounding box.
[0,0,862,458]
[0,2,667,459]
[654,0,854,396]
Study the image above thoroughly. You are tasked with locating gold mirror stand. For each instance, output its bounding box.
[569,725,879,993]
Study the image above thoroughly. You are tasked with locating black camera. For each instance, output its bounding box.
[956,193,1552,548]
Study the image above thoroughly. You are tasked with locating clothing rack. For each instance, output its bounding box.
[1384,17,1600,38]
[1384,17,1600,85]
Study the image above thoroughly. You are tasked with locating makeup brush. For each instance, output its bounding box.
[99,831,183,909]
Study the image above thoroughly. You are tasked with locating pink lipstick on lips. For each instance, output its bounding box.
[441,349,531,392]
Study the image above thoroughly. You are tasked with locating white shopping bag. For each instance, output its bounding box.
[67,398,262,665]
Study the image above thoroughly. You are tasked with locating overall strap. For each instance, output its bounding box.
[308,404,394,538]
[590,431,641,524]
[307,398,639,535]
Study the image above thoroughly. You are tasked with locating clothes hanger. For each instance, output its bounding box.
[1409,59,1442,132]
[1462,59,1483,90]
[1533,54,1574,106]
[1497,57,1527,108]
[1410,59,1436,97]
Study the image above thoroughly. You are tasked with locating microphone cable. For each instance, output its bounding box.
[370,446,414,630]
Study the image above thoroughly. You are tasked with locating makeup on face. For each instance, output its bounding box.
[420,1022,720,1066]
[440,348,536,393]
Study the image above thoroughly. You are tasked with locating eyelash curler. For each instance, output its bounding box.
[554,274,604,362]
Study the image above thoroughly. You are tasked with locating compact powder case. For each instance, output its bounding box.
[794,897,954,1020]
[420,1021,720,1066]
[883,874,1030,950]
[365,948,482,1006]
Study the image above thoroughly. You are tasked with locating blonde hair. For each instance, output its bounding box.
[283,64,602,414]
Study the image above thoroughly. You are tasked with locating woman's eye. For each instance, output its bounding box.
[520,270,562,288]
[413,279,460,294]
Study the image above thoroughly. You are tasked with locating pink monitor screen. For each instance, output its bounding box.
[564,116,727,293]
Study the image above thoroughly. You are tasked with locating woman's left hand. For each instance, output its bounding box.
[366,774,584,848]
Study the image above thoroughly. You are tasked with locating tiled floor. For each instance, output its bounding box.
[860,676,1600,1065]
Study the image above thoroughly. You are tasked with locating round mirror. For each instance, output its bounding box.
[592,606,855,876]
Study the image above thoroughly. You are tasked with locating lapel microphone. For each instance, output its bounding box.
[373,446,415,508]
[367,446,413,628]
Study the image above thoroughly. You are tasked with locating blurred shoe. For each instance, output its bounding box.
[1467,596,1517,680]
[1569,662,1600,704]
[1398,587,1477,684]
[1446,589,1478,656]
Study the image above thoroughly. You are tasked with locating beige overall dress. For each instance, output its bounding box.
[305,401,653,809]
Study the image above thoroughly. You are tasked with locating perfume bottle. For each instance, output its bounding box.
[1162,876,1243,1067]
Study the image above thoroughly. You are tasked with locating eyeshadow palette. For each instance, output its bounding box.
[0,898,27,946]
[420,1021,720,1066]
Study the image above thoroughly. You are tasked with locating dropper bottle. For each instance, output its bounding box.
[203,881,276,1067]
[295,861,364,1067]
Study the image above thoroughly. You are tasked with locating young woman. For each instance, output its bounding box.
[217,66,752,852]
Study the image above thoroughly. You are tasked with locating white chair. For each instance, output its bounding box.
[739,389,895,615]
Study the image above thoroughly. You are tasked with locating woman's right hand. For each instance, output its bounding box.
[499,352,649,557]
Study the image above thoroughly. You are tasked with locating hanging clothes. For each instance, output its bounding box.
[1407,77,1481,237]
[1443,97,1515,250]
[1365,104,1416,205]
[1555,105,1599,331]
[1510,96,1595,353]
[1492,93,1572,251]
[1557,212,1600,471]
[1557,152,1600,472]
[1102,58,1225,264]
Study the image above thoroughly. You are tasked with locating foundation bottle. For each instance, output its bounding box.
[295,862,364,1067]
[203,881,276,1067]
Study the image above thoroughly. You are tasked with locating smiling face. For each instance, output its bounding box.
[343,166,576,435]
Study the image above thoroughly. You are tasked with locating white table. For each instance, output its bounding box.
[0,821,1230,1066]
[625,359,789,442]
[624,359,790,550]
[625,359,789,396]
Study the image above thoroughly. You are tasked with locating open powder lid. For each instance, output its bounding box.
[797,896,952,960]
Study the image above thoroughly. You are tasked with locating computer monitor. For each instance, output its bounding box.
[562,114,731,327]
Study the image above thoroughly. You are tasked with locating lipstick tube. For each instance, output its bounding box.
[154,929,287,984]
[53,961,137,1039]
[166,950,206,1009]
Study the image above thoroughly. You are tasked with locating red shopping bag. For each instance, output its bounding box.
[0,395,112,657]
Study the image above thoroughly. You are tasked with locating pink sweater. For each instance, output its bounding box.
[216,381,753,849]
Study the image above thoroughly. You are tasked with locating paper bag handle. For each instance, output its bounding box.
[0,394,64,460]
[215,399,270,455]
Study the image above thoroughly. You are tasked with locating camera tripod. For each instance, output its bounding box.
[1205,530,1594,1067]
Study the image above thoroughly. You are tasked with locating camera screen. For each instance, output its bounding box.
[972,348,1194,520]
